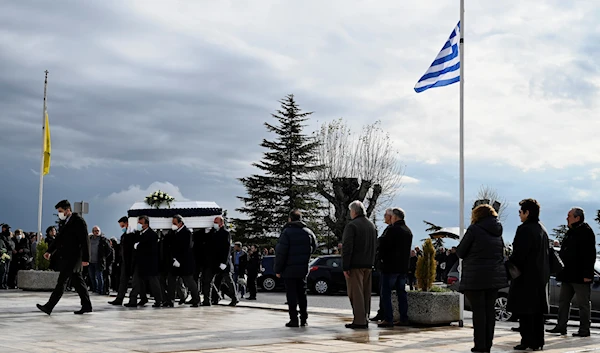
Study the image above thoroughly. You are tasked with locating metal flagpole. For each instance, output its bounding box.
[37,70,49,242]
[458,0,465,327]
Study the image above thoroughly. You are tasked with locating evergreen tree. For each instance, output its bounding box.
[236,95,323,238]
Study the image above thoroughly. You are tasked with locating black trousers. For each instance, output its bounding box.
[284,278,308,322]
[46,269,91,312]
[201,267,214,303]
[247,272,258,298]
[519,313,545,348]
[465,289,498,351]
[167,273,200,304]
[129,268,161,304]
[212,271,237,302]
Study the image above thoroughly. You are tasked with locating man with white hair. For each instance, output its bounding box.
[88,225,112,295]
[342,200,377,329]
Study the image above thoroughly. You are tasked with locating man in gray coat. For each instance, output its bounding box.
[342,200,377,329]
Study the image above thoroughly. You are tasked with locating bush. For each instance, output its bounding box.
[415,238,437,291]
[36,239,50,271]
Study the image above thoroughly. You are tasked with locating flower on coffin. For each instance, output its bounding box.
[145,190,175,209]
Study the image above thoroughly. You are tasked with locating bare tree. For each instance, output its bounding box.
[474,185,508,222]
[313,119,404,241]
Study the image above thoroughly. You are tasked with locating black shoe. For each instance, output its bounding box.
[573,332,590,337]
[377,321,394,328]
[546,327,566,335]
[124,303,137,308]
[369,315,384,322]
[137,300,148,307]
[190,303,199,308]
[229,299,238,307]
[301,320,308,327]
[394,321,410,326]
[162,302,174,308]
[247,297,257,300]
[36,304,51,316]
[513,345,528,351]
[470,348,487,353]
[74,307,92,315]
[201,302,211,307]
[108,300,123,306]
[345,323,368,329]
[152,303,162,308]
[286,321,299,328]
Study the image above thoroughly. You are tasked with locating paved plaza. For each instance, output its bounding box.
[1,290,599,353]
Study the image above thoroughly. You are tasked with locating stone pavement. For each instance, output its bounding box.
[0,290,599,353]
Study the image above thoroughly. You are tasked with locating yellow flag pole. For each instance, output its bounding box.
[37,70,49,242]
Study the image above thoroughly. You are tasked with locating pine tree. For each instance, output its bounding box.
[236,95,323,238]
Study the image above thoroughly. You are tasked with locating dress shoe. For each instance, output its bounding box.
[152,303,162,308]
[124,303,138,308]
[285,321,299,328]
[513,344,528,351]
[229,299,238,307]
[394,321,410,326]
[300,319,308,327]
[201,302,211,307]
[36,304,51,315]
[546,327,566,335]
[369,315,384,322]
[190,303,199,308]
[573,332,590,337]
[162,302,174,308]
[377,321,394,328]
[74,307,92,315]
[345,323,368,329]
[246,297,257,300]
[470,348,488,353]
[108,300,123,306]
[137,300,148,307]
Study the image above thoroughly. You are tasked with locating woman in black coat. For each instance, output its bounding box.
[507,198,550,351]
[456,204,508,353]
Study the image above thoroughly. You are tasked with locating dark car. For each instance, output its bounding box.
[257,255,284,292]
[307,255,380,295]
[448,257,600,322]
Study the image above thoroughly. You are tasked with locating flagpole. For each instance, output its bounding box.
[458,0,465,327]
[37,70,49,242]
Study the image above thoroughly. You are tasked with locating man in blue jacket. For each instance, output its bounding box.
[275,210,317,328]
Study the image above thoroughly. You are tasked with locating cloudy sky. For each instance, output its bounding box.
[1,0,599,248]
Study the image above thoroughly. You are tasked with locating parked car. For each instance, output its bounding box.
[257,255,284,292]
[448,257,600,322]
[307,255,380,295]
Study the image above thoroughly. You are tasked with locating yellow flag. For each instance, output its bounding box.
[43,111,51,175]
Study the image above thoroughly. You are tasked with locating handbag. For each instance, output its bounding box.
[505,261,521,279]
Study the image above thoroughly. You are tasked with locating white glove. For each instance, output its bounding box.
[134,242,139,250]
[173,259,181,268]
[219,263,226,271]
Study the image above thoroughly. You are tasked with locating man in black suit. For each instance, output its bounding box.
[108,216,141,306]
[209,216,238,306]
[36,200,92,315]
[164,215,200,307]
[125,215,162,308]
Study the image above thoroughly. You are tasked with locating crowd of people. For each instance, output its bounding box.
[3,197,598,353]
[274,199,597,353]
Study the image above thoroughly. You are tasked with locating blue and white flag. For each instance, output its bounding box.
[414,22,461,93]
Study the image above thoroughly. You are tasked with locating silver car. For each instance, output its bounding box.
[447,257,600,322]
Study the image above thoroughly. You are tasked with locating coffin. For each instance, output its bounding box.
[127,201,222,230]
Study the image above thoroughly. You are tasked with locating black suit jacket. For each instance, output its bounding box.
[213,228,233,273]
[377,220,413,274]
[134,228,159,277]
[48,213,90,273]
[172,226,195,276]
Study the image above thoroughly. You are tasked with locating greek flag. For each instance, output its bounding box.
[414,22,460,93]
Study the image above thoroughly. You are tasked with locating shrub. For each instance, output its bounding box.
[415,238,437,291]
[36,239,50,271]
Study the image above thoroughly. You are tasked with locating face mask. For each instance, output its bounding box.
[213,224,220,231]
[17,235,23,240]
[121,228,127,233]
[136,224,143,231]
[171,224,178,231]
[58,212,66,221]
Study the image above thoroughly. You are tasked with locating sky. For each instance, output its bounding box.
[1,0,599,249]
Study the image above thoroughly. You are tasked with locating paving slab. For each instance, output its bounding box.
[0,290,598,352]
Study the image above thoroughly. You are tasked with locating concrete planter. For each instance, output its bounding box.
[17,270,59,291]
[402,291,460,325]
